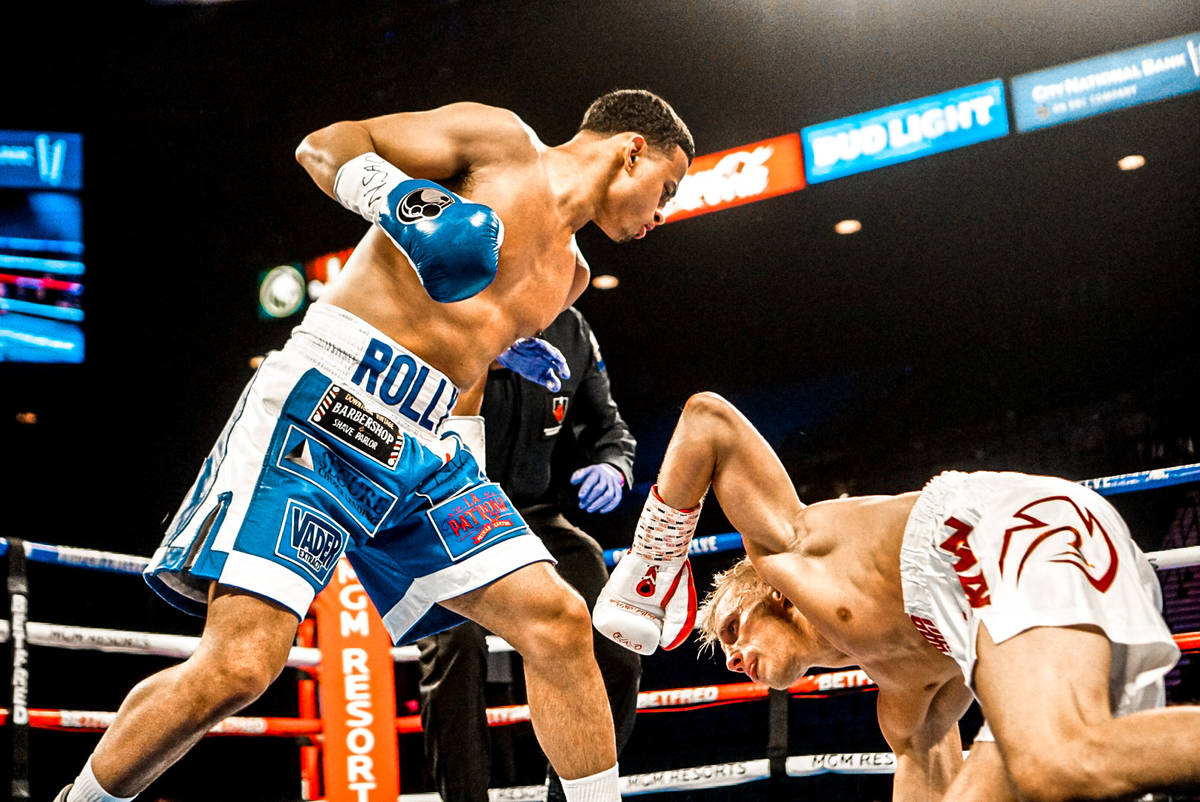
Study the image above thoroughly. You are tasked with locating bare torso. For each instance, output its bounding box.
[747,492,964,694]
[320,129,581,391]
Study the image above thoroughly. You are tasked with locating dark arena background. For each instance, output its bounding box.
[3,1,1199,800]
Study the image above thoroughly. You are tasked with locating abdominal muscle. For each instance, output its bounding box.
[320,225,574,390]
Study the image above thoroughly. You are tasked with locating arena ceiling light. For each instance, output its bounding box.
[834,219,862,235]
[591,274,620,290]
[1117,154,1146,171]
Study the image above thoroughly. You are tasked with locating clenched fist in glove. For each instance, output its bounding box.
[593,486,703,654]
[334,152,502,303]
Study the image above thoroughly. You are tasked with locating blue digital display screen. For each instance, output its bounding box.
[0,130,84,364]
[1012,32,1200,132]
[801,80,1010,184]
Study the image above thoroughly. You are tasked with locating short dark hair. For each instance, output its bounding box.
[580,89,695,164]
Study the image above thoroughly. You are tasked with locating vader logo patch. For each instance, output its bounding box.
[274,500,347,583]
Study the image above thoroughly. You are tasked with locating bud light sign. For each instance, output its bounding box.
[801,80,1009,184]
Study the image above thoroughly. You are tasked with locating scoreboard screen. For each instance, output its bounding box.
[0,129,84,363]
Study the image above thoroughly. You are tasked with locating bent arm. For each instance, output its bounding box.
[877,685,969,801]
[653,393,804,556]
[295,102,522,200]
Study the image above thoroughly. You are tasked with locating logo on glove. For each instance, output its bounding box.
[636,565,658,597]
[396,187,455,223]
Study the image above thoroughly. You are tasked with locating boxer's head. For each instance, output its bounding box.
[698,558,844,689]
[578,89,693,243]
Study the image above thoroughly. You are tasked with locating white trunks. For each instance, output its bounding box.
[900,470,1179,741]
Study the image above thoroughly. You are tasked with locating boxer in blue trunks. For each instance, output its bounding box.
[57,90,692,802]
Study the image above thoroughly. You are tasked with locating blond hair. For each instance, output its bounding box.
[696,556,775,656]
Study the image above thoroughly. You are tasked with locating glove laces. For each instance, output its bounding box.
[631,485,704,564]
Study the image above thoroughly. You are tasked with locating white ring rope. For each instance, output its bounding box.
[394,753,907,800]
[0,620,321,667]
[3,543,1194,665]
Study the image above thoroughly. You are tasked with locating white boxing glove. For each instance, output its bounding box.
[593,486,703,654]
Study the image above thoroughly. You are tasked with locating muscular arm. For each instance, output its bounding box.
[294,102,526,200]
[877,683,971,801]
[653,392,805,558]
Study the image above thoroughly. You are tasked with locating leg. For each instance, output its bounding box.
[416,622,491,802]
[974,623,1200,801]
[440,561,617,782]
[535,511,642,800]
[656,393,804,555]
[80,585,298,797]
[535,510,642,752]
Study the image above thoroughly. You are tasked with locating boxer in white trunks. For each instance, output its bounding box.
[56,91,692,802]
[595,392,1200,801]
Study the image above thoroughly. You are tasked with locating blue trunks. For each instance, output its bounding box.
[146,303,553,644]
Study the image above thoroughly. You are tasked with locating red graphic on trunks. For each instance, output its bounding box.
[999,496,1119,593]
[938,517,991,608]
[445,492,515,544]
[909,615,952,655]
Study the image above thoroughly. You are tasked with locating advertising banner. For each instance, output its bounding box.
[664,133,804,223]
[0,130,83,190]
[800,80,1009,184]
[1012,31,1200,132]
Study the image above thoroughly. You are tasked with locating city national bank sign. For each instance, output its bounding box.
[1011,31,1200,132]
[800,80,1009,184]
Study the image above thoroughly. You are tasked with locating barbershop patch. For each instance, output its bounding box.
[310,384,402,468]
[428,482,524,560]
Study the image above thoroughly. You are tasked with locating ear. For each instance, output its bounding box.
[624,134,647,172]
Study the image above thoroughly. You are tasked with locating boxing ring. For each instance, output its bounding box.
[4,463,1200,800]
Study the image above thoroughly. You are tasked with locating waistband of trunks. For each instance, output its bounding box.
[284,303,461,434]
[903,470,971,551]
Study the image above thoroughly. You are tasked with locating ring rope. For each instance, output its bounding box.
[393,752,919,801]
[0,620,321,667]
[8,636,1195,736]
[0,708,320,737]
[2,462,1197,576]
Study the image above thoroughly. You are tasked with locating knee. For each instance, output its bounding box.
[513,584,594,665]
[1003,729,1129,802]
[186,641,285,710]
[682,391,735,427]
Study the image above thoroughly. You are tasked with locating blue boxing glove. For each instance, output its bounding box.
[571,463,625,514]
[333,153,502,302]
[496,337,570,391]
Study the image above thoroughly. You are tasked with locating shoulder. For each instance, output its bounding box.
[441,102,542,161]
